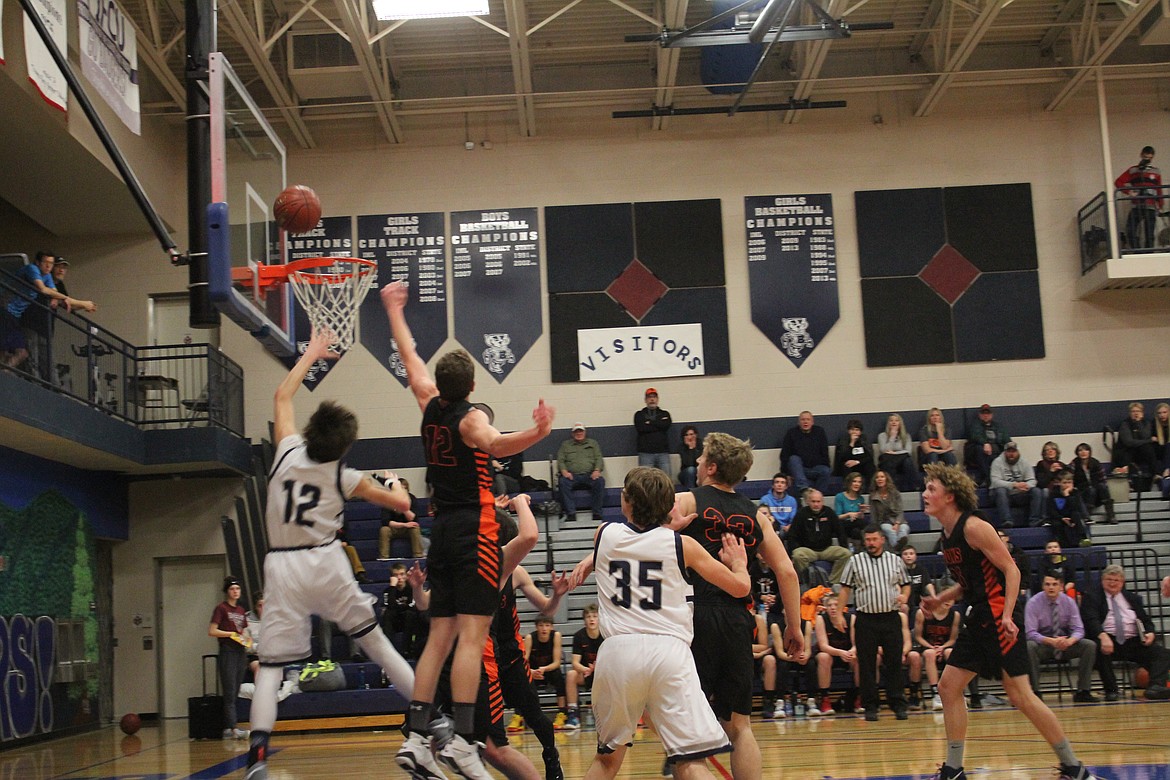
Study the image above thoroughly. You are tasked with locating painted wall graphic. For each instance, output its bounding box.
[546,199,730,383]
[855,183,1044,368]
[0,491,100,742]
[746,194,838,367]
[450,208,542,383]
[282,215,355,389]
[356,212,448,387]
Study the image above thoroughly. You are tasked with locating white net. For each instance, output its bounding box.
[287,258,377,351]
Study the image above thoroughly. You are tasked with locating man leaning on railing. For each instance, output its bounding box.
[5,251,96,383]
[1114,146,1164,251]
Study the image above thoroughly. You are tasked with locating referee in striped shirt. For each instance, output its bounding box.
[838,524,911,722]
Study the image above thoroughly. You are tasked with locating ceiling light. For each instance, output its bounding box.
[372,0,489,20]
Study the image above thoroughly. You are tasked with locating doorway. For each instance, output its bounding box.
[157,555,226,718]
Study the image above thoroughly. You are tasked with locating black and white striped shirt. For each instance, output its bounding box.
[839,550,909,614]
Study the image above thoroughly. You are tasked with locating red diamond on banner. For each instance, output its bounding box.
[919,243,980,304]
[607,259,669,321]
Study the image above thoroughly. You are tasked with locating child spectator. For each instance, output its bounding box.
[769,608,812,718]
[524,616,567,728]
[898,610,924,709]
[752,613,779,717]
[380,563,426,661]
[1044,470,1092,548]
[563,604,603,730]
[758,473,798,537]
[812,593,858,716]
[914,597,960,710]
[900,545,936,616]
[378,477,424,560]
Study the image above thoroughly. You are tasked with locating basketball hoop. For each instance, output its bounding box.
[285,257,377,351]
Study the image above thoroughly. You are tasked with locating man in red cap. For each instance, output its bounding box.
[634,388,672,475]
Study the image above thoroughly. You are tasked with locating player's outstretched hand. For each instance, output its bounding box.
[495,493,511,510]
[551,570,571,596]
[380,280,408,312]
[783,623,805,662]
[509,493,532,510]
[670,500,697,529]
[406,562,426,589]
[719,532,747,568]
[305,328,340,361]
[568,556,594,589]
[532,399,555,433]
[381,470,399,486]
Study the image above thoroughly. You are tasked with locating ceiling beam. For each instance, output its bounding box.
[1046,0,1160,110]
[219,0,315,148]
[652,0,689,130]
[908,0,944,59]
[333,0,404,143]
[502,0,537,136]
[914,0,1005,116]
[1038,0,1085,54]
[784,0,849,123]
[127,18,185,107]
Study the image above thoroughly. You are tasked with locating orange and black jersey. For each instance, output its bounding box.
[683,485,762,607]
[422,396,493,511]
[940,512,1006,611]
[493,575,527,670]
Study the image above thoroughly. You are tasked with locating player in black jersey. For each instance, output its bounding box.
[384,282,555,780]
[671,432,803,780]
[921,464,1098,780]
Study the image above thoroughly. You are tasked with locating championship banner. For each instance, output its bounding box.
[450,208,542,383]
[356,212,448,386]
[78,0,140,134]
[577,323,705,381]
[24,0,68,111]
[745,194,838,368]
[282,215,354,390]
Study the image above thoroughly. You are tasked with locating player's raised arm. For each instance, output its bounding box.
[758,519,804,659]
[350,470,411,513]
[515,565,570,617]
[500,494,539,580]
[273,328,337,442]
[461,399,556,458]
[381,281,437,411]
[681,533,751,598]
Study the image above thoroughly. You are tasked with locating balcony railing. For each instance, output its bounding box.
[0,267,244,437]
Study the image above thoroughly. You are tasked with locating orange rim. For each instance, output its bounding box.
[230,257,375,291]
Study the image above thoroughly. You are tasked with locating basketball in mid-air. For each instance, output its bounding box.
[120,712,142,735]
[274,185,322,234]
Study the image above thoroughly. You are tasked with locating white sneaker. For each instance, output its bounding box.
[772,702,787,719]
[931,694,943,711]
[233,728,250,740]
[396,732,449,780]
[222,729,234,740]
[806,697,823,717]
[438,734,492,780]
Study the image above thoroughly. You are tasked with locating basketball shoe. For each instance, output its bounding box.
[1058,764,1099,780]
[396,732,450,780]
[438,734,492,780]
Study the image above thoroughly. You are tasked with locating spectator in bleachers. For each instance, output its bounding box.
[381,563,426,660]
[964,404,1009,487]
[833,419,875,482]
[835,472,869,546]
[633,388,672,474]
[786,489,851,583]
[492,451,524,495]
[9,251,95,383]
[1115,401,1160,480]
[1081,563,1170,701]
[677,424,701,489]
[1034,442,1068,495]
[1043,470,1092,549]
[990,442,1043,528]
[1035,540,1077,596]
[914,596,959,710]
[563,604,604,730]
[751,554,778,618]
[752,613,779,717]
[812,593,858,716]
[1154,402,1170,488]
[1114,145,1162,249]
[878,413,918,492]
[998,529,1033,599]
[1071,443,1116,524]
[900,545,935,616]
[758,473,798,538]
[918,407,957,467]
[769,608,811,719]
[1025,573,1098,702]
[524,616,567,727]
[781,411,831,492]
[870,470,908,550]
[378,476,424,560]
[556,422,606,523]
[337,516,369,584]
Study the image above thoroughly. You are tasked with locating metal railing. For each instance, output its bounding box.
[1077,191,1109,273]
[1114,183,1169,255]
[0,268,244,436]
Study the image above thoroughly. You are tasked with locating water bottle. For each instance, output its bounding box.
[794,695,805,718]
[359,666,369,689]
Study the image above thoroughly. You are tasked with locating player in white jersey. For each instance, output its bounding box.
[245,330,425,780]
[584,467,751,780]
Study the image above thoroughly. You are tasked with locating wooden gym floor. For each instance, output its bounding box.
[3,698,1168,779]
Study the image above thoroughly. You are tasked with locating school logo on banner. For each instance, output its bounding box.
[78,0,140,134]
[24,0,68,111]
[577,323,705,381]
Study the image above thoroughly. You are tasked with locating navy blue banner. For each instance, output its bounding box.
[450,208,542,383]
[282,215,354,390]
[746,194,838,368]
[356,213,448,387]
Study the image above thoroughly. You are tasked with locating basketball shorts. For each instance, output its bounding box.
[593,635,730,761]
[948,602,1030,680]
[427,506,500,618]
[691,604,755,720]
[259,542,379,665]
[534,667,566,697]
